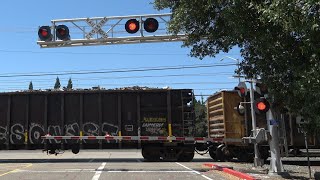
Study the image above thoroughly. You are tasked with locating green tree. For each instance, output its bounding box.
[54,77,61,89]
[67,78,73,89]
[28,81,33,91]
[194,97,207,137]
[154,0,320,134]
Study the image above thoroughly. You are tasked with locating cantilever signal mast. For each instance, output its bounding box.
[37,13,187,48]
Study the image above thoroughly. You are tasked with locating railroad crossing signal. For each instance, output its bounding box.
[234,82,247,98]
[255,82,268,96]
[253,97,270,114]
[125,19,140,34]
[56,25,70,40]
[38,26,52,41]
[144,18,159,33]
[37,13,186,48]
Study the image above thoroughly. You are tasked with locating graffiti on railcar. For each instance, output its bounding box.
[29,123,45,144]
[10,124,24,144]
[141,112,167,136]
[0,126,7,144]
[1,121,119,145]
[102,122,118,136]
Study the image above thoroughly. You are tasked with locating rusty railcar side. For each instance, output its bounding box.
[207,91,245,144]
[0,89,194,150]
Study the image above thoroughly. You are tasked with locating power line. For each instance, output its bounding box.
[0,81,236,87]
[0,72,234,83]
[0,63,234,76]
[0,49,189,56]
[0,49,241,56]
[0,63,236,78]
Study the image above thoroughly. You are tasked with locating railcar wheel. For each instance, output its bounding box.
[221,146,232,161]
[209,148,216,160]
[178,151,194,162]
[71,144,80,154]
[215,144,225,161]
[142,146,160,162]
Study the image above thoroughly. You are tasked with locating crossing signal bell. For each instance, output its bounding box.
[253,98,270,114]
[38,26,52,41]
[236,103,245,116]
[234,82,247,98]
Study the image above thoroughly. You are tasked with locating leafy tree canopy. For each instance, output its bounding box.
[194,97,207,137]
[154,0,320,133]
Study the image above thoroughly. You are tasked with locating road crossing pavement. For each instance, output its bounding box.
[0,150,229,180]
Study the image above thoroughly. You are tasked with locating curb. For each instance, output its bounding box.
[203,163,258,180]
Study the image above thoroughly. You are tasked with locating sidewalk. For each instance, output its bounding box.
[203,158,320,179]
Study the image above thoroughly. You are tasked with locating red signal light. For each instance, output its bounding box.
[253,98,270,114]
[56,25,70,40]
[239,88,245,95]
[40,29,48,37]
[125,19,139,34]
[144,18,159,33]
[234,87,246,97]
[38,26,52,41]
[128,22,137,31]
[58,28,66,36]
[256,101,267,111]
[234,82,247,98]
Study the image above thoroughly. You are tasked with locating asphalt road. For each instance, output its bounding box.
[0,150,229,180]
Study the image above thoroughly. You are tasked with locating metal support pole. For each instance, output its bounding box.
[266,110,284,174]
[304,132,312,179]
[236,59,240,83]
[249,80,262,167]
[244,96,248,137]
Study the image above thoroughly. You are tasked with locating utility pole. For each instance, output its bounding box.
[220,56,240,83]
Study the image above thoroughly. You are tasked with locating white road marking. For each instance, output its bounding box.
[92,162,106,180]
[15,170,195,173]
[175,162,213,180]
[89,159,94,162]
[136,159,142,162]
[108,171,194,173]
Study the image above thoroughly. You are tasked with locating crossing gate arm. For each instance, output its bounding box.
[41,135,224,143]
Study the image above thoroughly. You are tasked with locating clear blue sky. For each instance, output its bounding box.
[0,0,242,98]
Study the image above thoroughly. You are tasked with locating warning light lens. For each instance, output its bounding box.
[253,98,270,114]
[56,25,70,40]
[144,18,159,33]
[128,23,137,31]
[58,28,66,36]
[40,29,48,37]
[257,102,267,110]
[125,19,139,34]
[38,26,52,41]
[239,88,245,95]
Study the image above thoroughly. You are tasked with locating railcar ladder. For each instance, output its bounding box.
[181,90,195,137]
